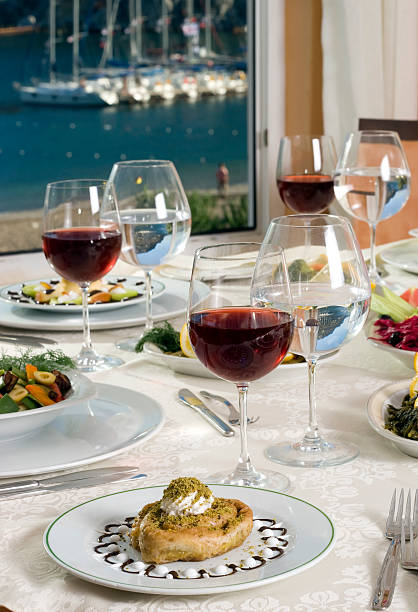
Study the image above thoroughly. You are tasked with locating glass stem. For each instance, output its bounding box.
[81,284,93,351]
[144,270,153,332]
[235,384,253,475]
[303,357,321,444]
[368,222,378,283]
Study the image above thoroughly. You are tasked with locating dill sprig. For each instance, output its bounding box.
[135,321,181,353]
[0,349,75,372]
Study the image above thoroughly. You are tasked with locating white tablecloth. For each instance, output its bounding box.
[0,248,417,612]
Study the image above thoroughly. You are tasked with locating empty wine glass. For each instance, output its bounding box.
[253,214,371,467]
[43,179,123,372]
[107,160,192,351]
[276,135,337,213]
[188,242,294,490]
[333,130,411,286]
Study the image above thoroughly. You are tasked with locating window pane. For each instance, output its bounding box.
[0,0,253,253]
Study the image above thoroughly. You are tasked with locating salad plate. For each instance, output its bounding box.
[0,276,165,313]
[44,484,335,595]
[379,238,418,274]
[366,318,416,370]
[142,343,339,379]
[0,383,163,478]
[0,277,196,332]
[367,379,418,458]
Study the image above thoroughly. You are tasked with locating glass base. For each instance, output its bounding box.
[266,438,359,468]
[115,336,141,352]
[76,354,124,373]
[209,467,290,492]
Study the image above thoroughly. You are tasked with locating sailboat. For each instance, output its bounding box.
[17,0,118,106]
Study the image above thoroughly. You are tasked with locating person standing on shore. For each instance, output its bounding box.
[216,162,229,194]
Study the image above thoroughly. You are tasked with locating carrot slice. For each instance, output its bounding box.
[25,384,56,406]
[25,364,38,380]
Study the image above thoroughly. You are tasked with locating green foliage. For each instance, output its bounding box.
[0,349,75,372]
[386,393,418,440]
[187,191,249,234]
[135,321,181,353]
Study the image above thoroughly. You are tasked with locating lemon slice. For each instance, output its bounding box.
[180,323,196,359]
[409,373,418,398]
[282,352,295,364]
[414,352,418,373]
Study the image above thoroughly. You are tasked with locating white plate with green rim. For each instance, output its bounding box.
[44,484,335,595]
[0,275,165,313]
[379,238,418,274]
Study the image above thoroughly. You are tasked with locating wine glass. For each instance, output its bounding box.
[253,214,371,468]
[107,160,192,351]
[43,179,123,372]
[188,242,294,490]
[276,135,337,213]
[333,130,411,286]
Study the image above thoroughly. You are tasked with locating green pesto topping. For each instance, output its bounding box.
[161,477,213,503]
[144,497,243,531]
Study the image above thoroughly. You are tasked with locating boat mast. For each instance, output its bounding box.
[49,0,56,83]
[128,0,137,64]
[162,0,168,64]
[186,0,193,62]
[205,0,211,56]
[135,0,142,62]
[106,0,113,59]
[73,0,80,83]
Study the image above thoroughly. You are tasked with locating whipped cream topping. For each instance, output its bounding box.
[160,490,214,516]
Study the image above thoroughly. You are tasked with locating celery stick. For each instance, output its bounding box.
[371,293,410,322]
[382,287,415,318]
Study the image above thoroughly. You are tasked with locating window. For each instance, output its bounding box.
[0,0,258,254]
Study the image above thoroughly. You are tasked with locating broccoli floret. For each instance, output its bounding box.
[287,259,315,282]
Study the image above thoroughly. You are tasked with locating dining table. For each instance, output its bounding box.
[0,235,417,612]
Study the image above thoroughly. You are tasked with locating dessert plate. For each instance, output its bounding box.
[0,276,165,313]
[379,238,418,274]
[0,383,163,478]
[44,484,335,595]
[0,277,198,331]
[367,379,418,458]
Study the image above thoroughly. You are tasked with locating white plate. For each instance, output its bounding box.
[367,380,418,458]
[0,371,95,442]
[379,239,418,274]
[0,277,195,332]
[366,318,416,370]
[0,276,165,313]
[44,484,335,595]
[0,383,163,478]
[142,344,338,379]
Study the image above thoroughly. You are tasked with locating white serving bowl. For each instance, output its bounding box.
[0,371,95,441]
[367,380,418,458]
[366,318,416,370]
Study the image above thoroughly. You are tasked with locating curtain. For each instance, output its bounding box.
[321,0,418,152]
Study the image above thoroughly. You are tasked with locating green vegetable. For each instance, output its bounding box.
[386,394,418,440]
[135,321,181,353]
[0,349,75,373]
[0,394,19,414]
[20,396,41,410]
[287,259,315,282]
[371,286,417,322]
[110,289,139,302]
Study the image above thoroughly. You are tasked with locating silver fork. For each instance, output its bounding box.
[199,391,259,426]
[401,489,418,570]
[371,489,405,610]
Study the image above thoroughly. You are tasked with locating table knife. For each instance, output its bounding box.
[178,388,234,437]
[0,466,146,498]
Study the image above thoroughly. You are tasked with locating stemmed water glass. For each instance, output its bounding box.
[42,179,123,372]
[188,242,294,490]
[333,130,411,286]
[276,135,337,213]
[253,215,371,467]
[107,160,192,351]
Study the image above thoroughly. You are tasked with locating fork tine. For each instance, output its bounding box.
[394,488,404,528]
[385,489,397,536]
[405,489,411,531]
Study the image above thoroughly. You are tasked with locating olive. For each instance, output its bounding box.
[388,331,403,346]
[379,314,393,320]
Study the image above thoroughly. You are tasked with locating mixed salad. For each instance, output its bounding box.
[370,286,418,352]
[0,350,74,414]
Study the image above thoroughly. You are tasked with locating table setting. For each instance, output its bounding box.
[0,136,418,612]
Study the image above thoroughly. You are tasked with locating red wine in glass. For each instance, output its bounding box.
[189,306,294,382]
[43,227,122,284]
[277,174,334,213]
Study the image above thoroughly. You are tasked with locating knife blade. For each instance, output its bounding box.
[0,333,57,346]
[0,335,45,348]
[0,466,146,497]
[178,388,234,437]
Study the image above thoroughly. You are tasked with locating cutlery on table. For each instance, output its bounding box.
[371,489,406,609]
[199,390,259,426]
[0,333,57,347]
[400,489,418,570]
[177,388,234,437]
[0,466,146,498]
